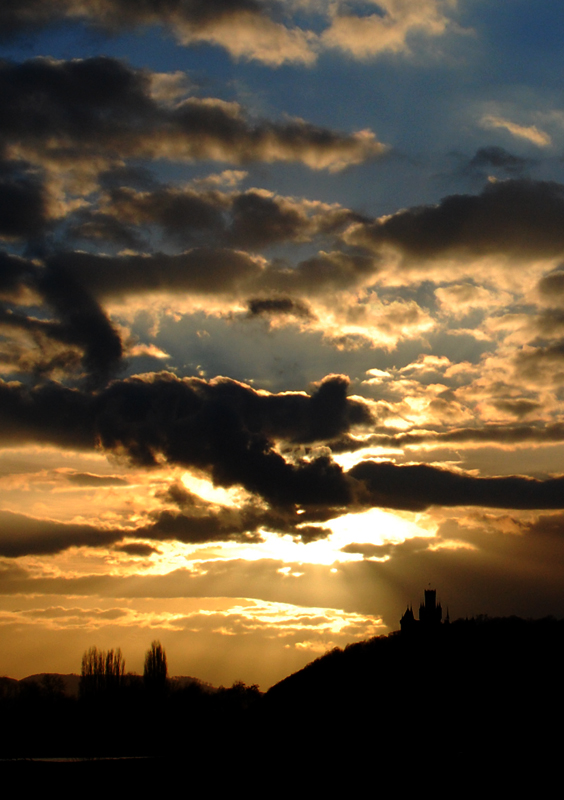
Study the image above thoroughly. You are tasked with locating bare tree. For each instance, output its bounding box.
[143,640,168,693]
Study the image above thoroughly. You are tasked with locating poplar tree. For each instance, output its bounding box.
[143,640,168,693]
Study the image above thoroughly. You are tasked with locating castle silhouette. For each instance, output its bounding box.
[400,589,448,633]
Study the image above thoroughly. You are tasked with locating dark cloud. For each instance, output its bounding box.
[45,244,378,304]
[246,297,314,320]
[5,369,564,529]
[65,472,129,487]
[0,159,47,239]
[48,249,264,299]
[68,212,144,250]
[538,266,564,298]
[82,185,227,248]
[340,542,392,558]
[350,460,564,512]
[0,371,370,451]
[113,543,160,557]
[513,339,564,381]
[491,398,541,418]
[0,510,124,557]
[351,179,564,261]
[37,261,123,387]
[0,57,383,172]
[465,146,532,177]
[0,253,124,385]
[72,183,366,250]
[531,308,564,337]
[229,191,308,248]
[261,251,378,296]
[143,508,264,544]
[95,373,354,507]
[0,380,96,449]
[0,251,35,298]
[0,0,272,40]
[0,372,367,509]
[0,480,339,557]
[158,481,331,541]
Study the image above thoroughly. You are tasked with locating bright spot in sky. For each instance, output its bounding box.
[175,473,433,569]
[217,507,433,566]
[181,472,250,506]
[332,448,401,471]
[327,507,433,550]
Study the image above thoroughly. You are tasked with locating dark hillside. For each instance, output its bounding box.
[263,617,564,765]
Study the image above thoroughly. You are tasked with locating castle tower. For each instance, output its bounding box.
[419,589,442,627]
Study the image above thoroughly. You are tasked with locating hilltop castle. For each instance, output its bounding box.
[400,589,448,633]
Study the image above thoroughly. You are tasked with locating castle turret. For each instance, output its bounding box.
[400,604,416,633]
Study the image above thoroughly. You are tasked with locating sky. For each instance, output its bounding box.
[2,0,564,689]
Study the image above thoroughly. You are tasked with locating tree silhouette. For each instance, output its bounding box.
[144,640,168,693]
[80,646,125,697]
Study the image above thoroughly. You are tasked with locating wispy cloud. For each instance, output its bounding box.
[480,115,552,147]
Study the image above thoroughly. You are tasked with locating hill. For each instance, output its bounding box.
[263,616,564,764]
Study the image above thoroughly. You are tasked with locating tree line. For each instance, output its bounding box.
[79,640,167,697]
[0,639,260,759]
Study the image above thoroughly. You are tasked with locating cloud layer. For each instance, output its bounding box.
[2,0,564,689]
[0,0,461,64]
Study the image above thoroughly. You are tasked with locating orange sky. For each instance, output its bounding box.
[2,1,564,688]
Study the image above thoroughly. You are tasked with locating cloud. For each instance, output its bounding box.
[0,57,386,183]
[71,184,362,250]
[480,115,552,147]
[0,380,96,449]
[349,460,564,512]
[330,419,564,454]
[335,512,564,627]
[3,370,564,526]
[0,509,124,557]
[94,373,357,507]
[48,249,265,302]
[246,297,314,320]
[64,472,129,487]
[114,543,160,557]
[0,0,316,66]
[0,254,123,386]
[0,0,461,66]
[465,146,532,178]
[348,179,564,262]
[321,0,455,59]
[435,282,511,316]
[0,373,370,509]
[40,246,380,327]
[37,261,124,387]
[512,340,564,385]
[0,159,48,239]
[537,266,564,299]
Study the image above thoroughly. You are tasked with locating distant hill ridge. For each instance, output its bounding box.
[2,673,218,697]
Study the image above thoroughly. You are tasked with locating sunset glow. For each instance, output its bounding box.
[2,1,564,690]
